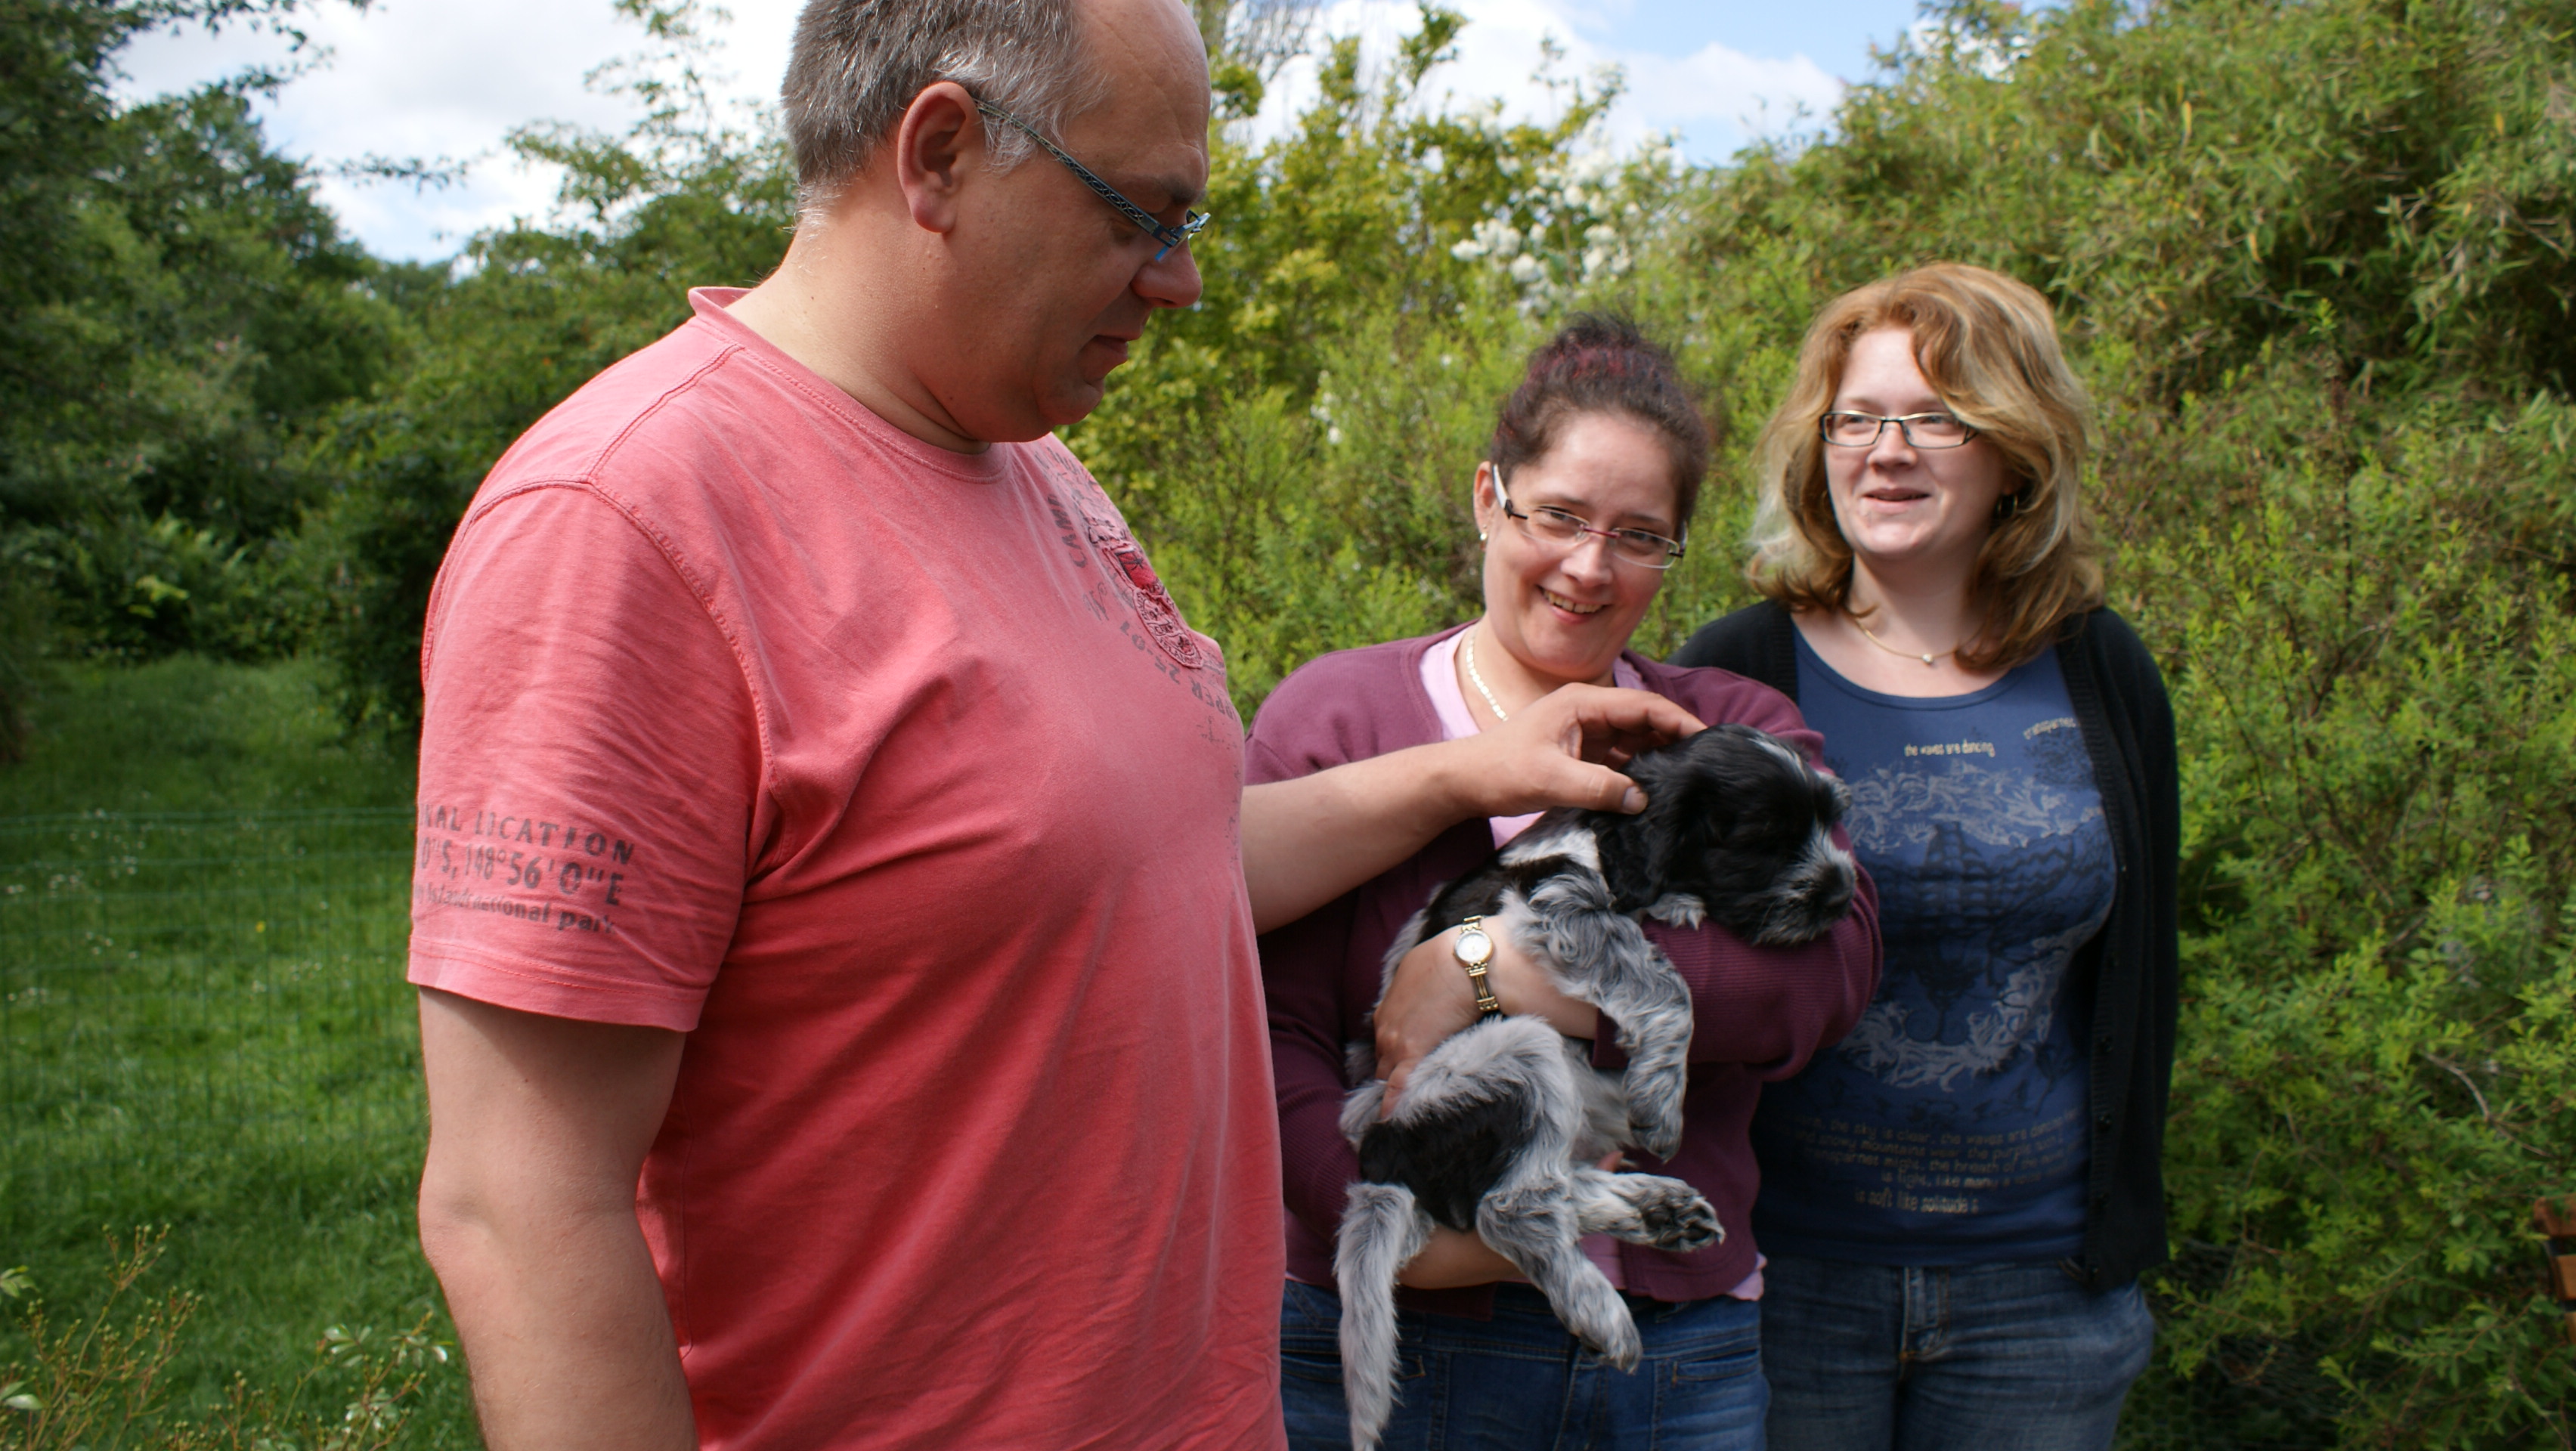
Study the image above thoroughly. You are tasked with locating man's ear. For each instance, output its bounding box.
[894,81,983,237]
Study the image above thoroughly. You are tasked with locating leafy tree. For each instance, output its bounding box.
[303,0,797,729]
[0,0,404,673]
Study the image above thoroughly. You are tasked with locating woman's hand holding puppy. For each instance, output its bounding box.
[1373,927,1616,1290]
[1373,926,1596,1114]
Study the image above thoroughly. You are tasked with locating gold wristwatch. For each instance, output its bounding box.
[1454,916,1504,1020]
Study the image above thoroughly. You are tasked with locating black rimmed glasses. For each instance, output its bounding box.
[973,99,1210,262]
[1819,411,1978,449]
[1493,470,1687,571]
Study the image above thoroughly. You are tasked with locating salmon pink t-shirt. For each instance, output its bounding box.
[408,289,1286,1450]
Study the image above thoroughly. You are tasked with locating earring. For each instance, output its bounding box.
[1478,531,1488,542]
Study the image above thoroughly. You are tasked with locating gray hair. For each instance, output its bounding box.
[781,0,1110,217]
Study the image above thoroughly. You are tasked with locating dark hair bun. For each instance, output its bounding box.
[1488,314,1714,529]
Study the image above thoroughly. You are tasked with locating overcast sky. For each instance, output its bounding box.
[111,0,1934,261]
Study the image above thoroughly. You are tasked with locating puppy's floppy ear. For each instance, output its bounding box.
[1612,738,1724,899]
[1813,766,1851,828]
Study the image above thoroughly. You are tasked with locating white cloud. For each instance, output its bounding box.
[112,0,800,260]
[1246,0,1843,162]
[1615,40,1841,156]
[106,0,1847,261]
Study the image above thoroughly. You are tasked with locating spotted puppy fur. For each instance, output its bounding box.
[1334,723,1856,1450]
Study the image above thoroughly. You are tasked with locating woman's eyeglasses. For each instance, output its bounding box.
[1818,412,1977,449]
[1494,471,1686,571]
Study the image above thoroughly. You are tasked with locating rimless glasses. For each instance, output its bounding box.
[1493,469,1687,571]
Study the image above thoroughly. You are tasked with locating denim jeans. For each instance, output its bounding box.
[1279,1279,1766,1451]
[1758,1255,2154,1451]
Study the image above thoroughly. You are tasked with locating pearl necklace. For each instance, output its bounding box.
[1849,611,1958,667]
[1461,628,1512,722]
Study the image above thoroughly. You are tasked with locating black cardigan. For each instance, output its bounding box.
[1673,601,2179,1289]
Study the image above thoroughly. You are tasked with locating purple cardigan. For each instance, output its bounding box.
[1247,626,1883,1309]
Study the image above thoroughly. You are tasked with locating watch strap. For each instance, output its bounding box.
[1457,916,1505,1020]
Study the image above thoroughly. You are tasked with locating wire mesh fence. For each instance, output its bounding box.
[0,808,2364,1446]
[0,809,423,1217]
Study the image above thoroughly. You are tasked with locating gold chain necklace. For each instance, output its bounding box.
[1461,627,1512,722]
[1849,611,1958,667]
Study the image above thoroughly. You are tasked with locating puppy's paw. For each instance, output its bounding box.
[1585,1314,1643,1372]
[1635,1187,1722,1251]
[1627,1109,1683,1163]
[1643,893,1706,929]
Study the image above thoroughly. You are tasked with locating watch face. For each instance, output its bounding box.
[1456,928,1494,967]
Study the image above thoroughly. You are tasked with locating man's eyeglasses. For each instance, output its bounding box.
[1494,470,1687,571]
[1818,412,1978,449]
[973,99,1210,263]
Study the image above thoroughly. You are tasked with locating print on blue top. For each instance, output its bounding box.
[1751,634,2116,1265]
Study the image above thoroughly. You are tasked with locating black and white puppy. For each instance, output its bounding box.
[1334,723,1856,1449]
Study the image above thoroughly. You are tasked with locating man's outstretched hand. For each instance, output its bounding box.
[1240,684,1702,933]
[1444,684,1706,820]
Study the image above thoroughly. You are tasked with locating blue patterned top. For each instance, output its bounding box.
[1750,633,2115,1264]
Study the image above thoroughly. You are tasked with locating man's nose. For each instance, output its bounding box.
[1137,242,1203,311]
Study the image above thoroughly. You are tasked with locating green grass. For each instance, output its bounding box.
[0,656,416,817]
[0,657,475,1446]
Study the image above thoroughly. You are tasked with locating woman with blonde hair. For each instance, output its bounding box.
[1673,262,2178,1449]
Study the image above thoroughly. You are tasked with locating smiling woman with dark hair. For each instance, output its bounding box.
[1673,262,2179,1451]
[1237,315,1882,1449]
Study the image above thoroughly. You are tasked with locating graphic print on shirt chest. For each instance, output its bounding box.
[1035,450,1241,739]
[1828,710,2108,1094]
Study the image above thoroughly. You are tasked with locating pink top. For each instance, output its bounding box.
[1416,630,1646,846]
[410,289,1284,1449]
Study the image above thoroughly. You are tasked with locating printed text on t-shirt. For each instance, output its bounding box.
[1903,740,1995,757]
[413,803,636,936]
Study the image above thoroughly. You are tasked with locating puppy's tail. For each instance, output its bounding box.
[1336,1182,1433,1451]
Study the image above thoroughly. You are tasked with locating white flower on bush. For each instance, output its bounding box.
[1451,124,1682,312]
[1450,215,1526,262]
[1311,373,1345,446]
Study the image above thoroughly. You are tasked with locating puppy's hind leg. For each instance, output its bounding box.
[1478,1180,1641,1370]
[1567,1165,1723,1251]
[1335,1183,1436,1451]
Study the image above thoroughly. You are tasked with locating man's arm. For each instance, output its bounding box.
[416,988,695,1451]
[1243,683,1704,932]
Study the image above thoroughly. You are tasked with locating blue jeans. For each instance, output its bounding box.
[1758,1255,2154,1451]
[1279,1278,1766,1450]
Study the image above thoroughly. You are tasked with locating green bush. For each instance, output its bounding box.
[299,2,797,730]
[2105,358,2576,1444]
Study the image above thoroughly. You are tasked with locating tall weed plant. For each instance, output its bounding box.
[0,1231,449,1451]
